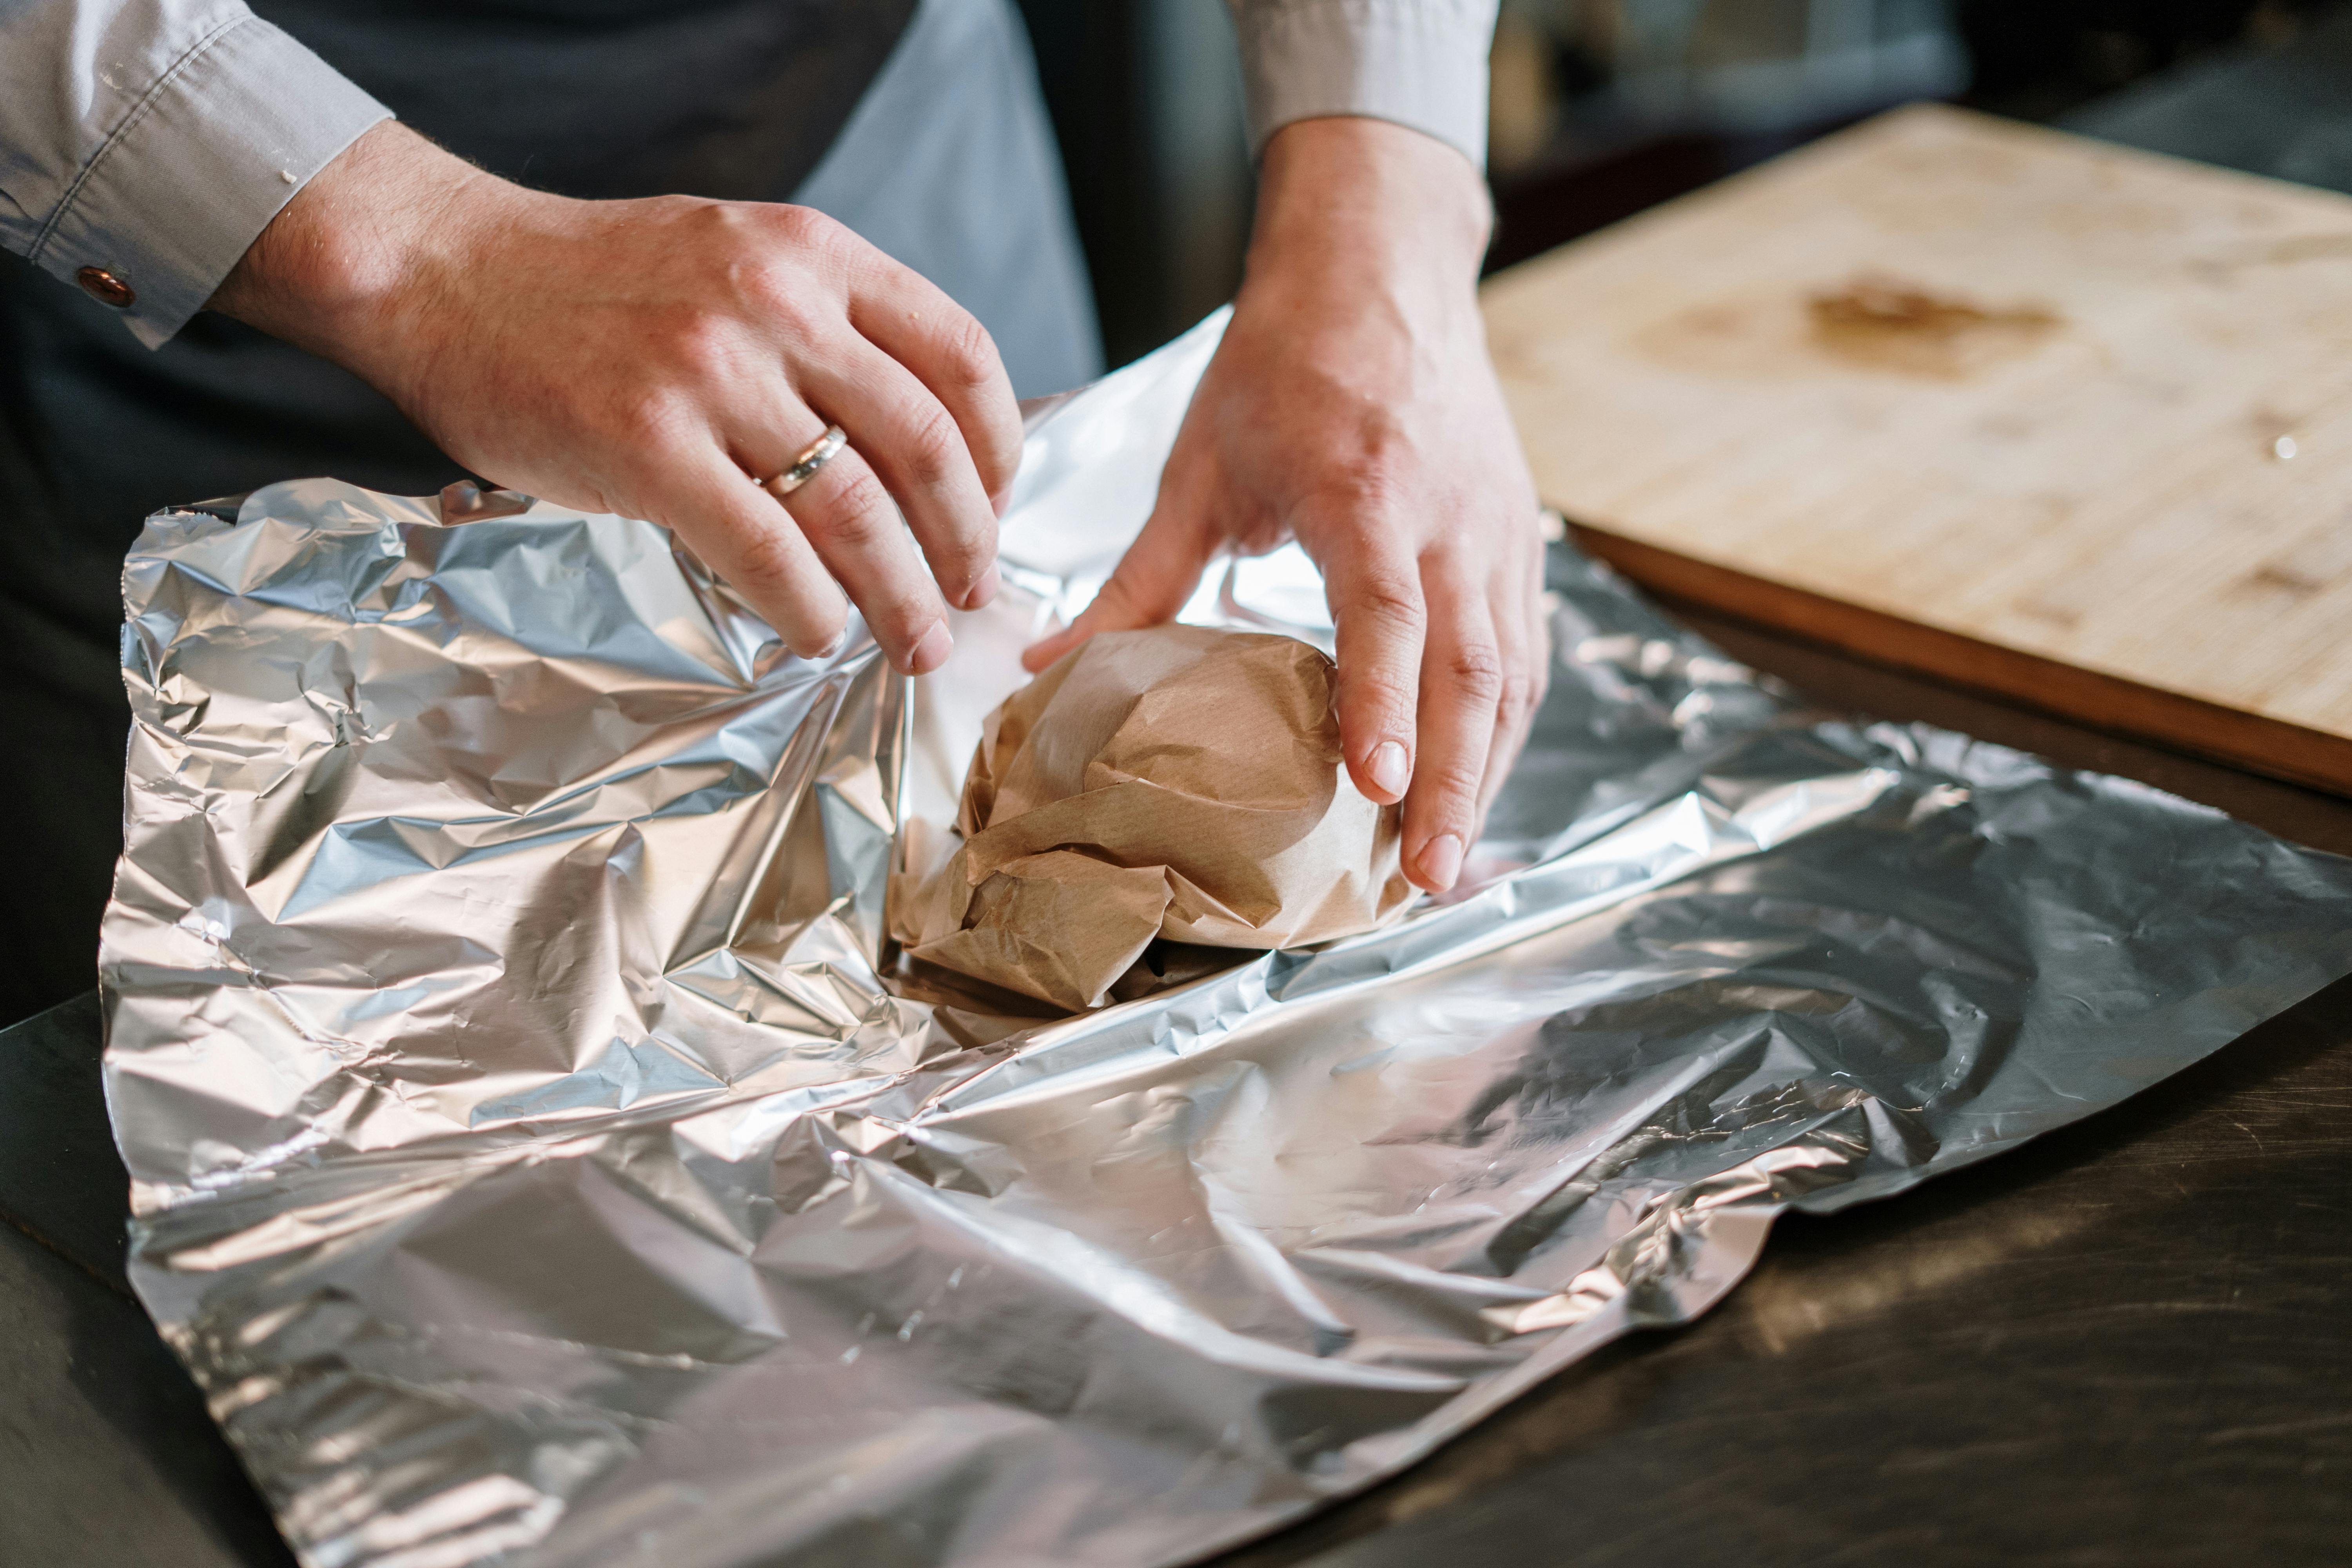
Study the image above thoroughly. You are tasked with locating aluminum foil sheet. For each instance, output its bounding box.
[103,313,2352,1568]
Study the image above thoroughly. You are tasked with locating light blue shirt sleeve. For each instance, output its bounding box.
[1226,0,1498,169]
[0,0,391,347]
[0,0,1486,351]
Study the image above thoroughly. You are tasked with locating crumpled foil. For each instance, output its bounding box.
[102,311,2352,1568]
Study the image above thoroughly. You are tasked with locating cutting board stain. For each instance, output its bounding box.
[1484,103,2352,793]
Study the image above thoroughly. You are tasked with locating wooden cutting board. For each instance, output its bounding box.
[1484,102,2352,793]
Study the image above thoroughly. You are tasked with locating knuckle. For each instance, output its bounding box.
[664,309,739,381]
[755,283,826,343]
[731,261,829,341]
[1324,452,1414,523]
[806,466,899,548]
[1344,571,1424,633]
[604,387,691,453]
[788,211,888,294]
[1445,640,1506,706]
[937,310,1000,392]
[699,208,847,327]
[1524,622,1555,704]
[773,203,849,259]
[1496,668,1540,726]
[664,194,733,246]
[1429,759,1489,818]
[726,519,806,596]
[900,401,965,490]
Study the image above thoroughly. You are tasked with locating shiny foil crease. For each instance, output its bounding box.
[102,312,2352,1568]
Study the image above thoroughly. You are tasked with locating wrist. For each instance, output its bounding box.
[1245,117,1492,306]
[207,123,510,396]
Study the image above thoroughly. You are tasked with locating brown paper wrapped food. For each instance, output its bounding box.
[891,625,1414,1010]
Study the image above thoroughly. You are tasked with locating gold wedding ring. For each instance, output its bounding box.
[756,425,848,500]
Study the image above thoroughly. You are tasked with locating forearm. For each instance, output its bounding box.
[1247,117,1491,307]
[207,122,512,404]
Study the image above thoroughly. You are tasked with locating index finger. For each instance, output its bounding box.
[1319,526,1427,809]
[846,261,1025,508]
[1399,569,1503,892]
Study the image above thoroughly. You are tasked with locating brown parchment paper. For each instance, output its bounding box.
[889,624,1413,1009]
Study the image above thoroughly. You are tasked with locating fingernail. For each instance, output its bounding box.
[811,627,848,661]
[907,621,953,675]
[1367,741,1410,800]
[964,565,1000,610]
[1419,832,1464,891]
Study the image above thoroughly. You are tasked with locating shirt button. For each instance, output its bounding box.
[76,267,136,308]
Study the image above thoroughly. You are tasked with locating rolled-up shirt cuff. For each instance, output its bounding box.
[1231,0,1494,170]
[29,15,390,348]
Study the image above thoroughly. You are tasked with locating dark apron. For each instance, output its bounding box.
[0,0,924,1022]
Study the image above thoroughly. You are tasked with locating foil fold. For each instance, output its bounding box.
[102,312,2352,1568]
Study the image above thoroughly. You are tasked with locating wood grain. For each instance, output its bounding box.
[1485,103,2352,792]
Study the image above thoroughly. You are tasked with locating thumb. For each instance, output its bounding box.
[1021,462,1222,672]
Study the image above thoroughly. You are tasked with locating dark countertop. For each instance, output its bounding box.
[1230,600,2352,1568]
[4,596,2347,1568]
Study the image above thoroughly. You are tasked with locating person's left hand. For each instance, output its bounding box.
[1023,117,1548,893]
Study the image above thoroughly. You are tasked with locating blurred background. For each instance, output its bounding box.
[1013,0,2352,367]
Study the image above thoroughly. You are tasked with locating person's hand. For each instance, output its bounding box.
[1023,118,1547,893]
[209,122,1020,673]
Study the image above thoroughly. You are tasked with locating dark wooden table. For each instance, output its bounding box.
[3,598,2347,1568]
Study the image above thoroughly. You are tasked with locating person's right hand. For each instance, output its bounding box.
[209,122,1021,674]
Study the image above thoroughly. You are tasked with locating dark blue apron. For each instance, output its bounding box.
[0,0,1053,1020]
